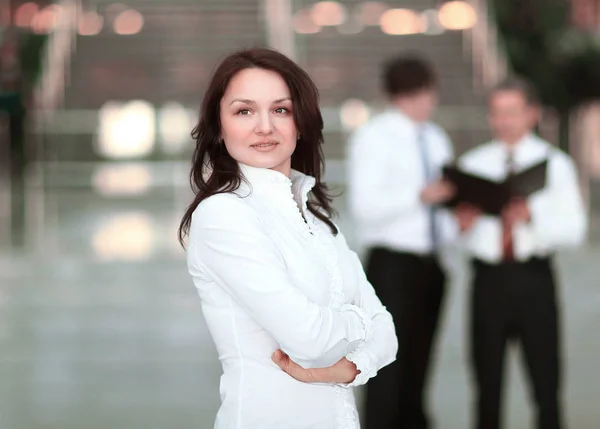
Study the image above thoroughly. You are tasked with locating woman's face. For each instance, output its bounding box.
[220,68,297,177]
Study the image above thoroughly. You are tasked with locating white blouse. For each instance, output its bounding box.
[186,164,397,429]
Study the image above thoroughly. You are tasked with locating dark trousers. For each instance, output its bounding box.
[470,258,562,429]
[364,247,446,429]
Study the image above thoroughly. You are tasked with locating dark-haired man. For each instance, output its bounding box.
[347,54,457,429]
[455,77,587,429]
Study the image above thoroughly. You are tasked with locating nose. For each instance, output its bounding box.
[255,111,274,135]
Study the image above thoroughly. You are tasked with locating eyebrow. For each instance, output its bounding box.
[229,97,292,106]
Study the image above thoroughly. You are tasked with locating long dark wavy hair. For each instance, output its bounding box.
[178,48,337,246]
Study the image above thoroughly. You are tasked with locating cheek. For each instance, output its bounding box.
[220,118,253,161]
[490,112,510,126]
[423,103,435,116]
[527,112,539,126]
[489,117,504,130]
[274,117,297,141]
[219,113,233,139]
[220,115,253,142]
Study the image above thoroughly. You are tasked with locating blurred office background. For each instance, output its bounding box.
[1,0,599,428]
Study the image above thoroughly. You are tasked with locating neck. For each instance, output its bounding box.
[392,102,422,124]
[501,132,529,147]
[269,163,291,178]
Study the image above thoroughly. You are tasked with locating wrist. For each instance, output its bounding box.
[312,359,359,384]
[310,366,328,383]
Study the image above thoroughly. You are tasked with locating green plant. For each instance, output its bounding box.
[491,0,600,151]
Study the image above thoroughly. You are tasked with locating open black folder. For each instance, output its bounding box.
[441,159,548,216]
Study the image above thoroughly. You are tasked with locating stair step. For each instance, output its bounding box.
[48,0,493,164]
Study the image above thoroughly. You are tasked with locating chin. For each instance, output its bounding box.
[249,148,293,168]
[241,154,289,171]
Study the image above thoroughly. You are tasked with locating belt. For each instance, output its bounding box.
[471,255,553,270]
[370,247,440,264]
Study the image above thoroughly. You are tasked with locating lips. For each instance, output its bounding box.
[251,142,279,148]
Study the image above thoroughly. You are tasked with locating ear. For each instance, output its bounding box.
[529,105,541,124]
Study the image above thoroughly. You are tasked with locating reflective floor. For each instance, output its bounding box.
[1,180,599,429]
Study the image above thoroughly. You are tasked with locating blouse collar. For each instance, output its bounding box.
[238,163,317,206]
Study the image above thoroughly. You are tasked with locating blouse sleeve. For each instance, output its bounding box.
[336,232,398,387]
[187,194,372,366]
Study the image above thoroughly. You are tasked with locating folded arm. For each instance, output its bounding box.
[188,195,371,366]
[334,233,398,387]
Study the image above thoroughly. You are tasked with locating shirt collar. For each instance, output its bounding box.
[493,133,540,163]
[238,163,316,203]
[497,133,536,152]
[387,108,418,127]
[386,107,431,137]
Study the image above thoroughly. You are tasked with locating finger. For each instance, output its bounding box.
[438,187,452,198]
[442,182,455,193]
[469,204,482,215]
[282,358,312,382]
[461,203,478,214]
[272,350,307,380]
[271,350,289,370]
[440,179,454,189]
[271,349,283,363]
[504,210,517,225]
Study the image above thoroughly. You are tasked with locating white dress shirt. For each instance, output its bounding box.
[347,109,457,254]
[457,134,588,263]
[186,164,397,429]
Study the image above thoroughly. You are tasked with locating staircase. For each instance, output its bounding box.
[41,0,498,169]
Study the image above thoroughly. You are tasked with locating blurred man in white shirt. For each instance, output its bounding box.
[455,78,587,429]
[347,55,457,429]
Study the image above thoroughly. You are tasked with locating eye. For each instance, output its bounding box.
[237,109,251,116]
[274,107,289,114]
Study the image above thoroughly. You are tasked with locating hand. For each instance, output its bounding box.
[502,198,531,225]
[454,203,481,232]
[420,180,455,204]
[271,349,360,384]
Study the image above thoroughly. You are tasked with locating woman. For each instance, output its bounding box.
[180,48,397,429]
